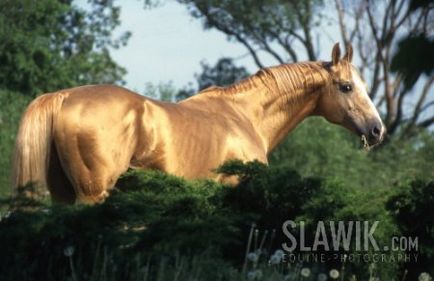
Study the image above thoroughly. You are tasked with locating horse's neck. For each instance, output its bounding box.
[189,62,329,154]
[254,62,329,152]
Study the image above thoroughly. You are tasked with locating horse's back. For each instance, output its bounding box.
[57,84,145,110]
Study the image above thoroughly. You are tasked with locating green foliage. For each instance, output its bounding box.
[217,160,324,229]
[143,81,178,101]
[0,170,238,280]
[390,0,434,90]
[391,35,434,89]
[0,90,31,199]
[1,162,432,280]
[0,0,129,96]
[270,117,434,190]
[116,170,240,255]
[195,57,250,91]
[177,57,250,100]
[387,180,434,279]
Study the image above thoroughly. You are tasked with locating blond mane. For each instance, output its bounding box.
[198,62,332,103]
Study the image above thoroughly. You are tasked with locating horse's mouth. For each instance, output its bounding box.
[360,134,383,151]
[361,135,371,151]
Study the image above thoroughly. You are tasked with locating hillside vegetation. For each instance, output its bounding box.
[1,159,433,280]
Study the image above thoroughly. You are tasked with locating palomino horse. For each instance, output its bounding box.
[12,43,384,204]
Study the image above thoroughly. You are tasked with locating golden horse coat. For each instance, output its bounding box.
[12,43,384,203]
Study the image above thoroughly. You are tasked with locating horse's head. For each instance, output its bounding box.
[315,43,385,148]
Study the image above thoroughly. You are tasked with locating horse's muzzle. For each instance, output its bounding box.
[366,120,385,146]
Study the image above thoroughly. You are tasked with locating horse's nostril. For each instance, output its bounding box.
[371,125,381,138]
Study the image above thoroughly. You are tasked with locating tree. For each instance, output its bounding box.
[177,0,434,136]
[0,0,130,96]
[386,180,434,279]
[176,57,249,100]
[178,0,322,66]
[195,57,250,90]
[143,81,178,102]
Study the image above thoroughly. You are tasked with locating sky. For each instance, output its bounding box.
[76,1,339,94]
[108,1,265,93]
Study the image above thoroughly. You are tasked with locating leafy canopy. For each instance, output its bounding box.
[0,0,130,96]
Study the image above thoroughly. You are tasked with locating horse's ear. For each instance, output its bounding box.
[343,43,353,62]
[331,43,341,65]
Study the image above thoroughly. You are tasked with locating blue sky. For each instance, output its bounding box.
[77,1,338,93]
[108,1,265,92]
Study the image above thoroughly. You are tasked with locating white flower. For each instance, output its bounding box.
[63,246,75,257]
[247,271,256,280]
[269,254,281,265]
[317,273,327,281]
[247,252,259,263]
[329,269,340,279]
[0,211,12,222]
[274,249,285,258]
[301,267,311,278]
[419,272,432,281]
[247,269,263,280]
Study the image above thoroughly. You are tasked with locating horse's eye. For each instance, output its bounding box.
[339,83,352,93]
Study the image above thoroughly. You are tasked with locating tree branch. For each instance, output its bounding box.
[388,84,406,135]
[366,2,395,125]
[420,101,434,114]
[349,1,367,42]
[251,32,285,64]
[418,116,434,128]
[268,29,298,62]
[334,0,349,47]
[293,1,316,60]
[200,8,265,68]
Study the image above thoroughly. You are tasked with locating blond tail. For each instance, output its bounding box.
[12,93,65,193]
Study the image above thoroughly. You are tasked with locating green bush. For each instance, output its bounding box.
[1,162,432,280]
[271,117,434,190]
[387,180,434,280]
[0,90,31,199]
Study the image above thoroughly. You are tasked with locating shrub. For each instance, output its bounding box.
[387,180,434,280]
[3,162,431,280]
[0,90,31,199]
